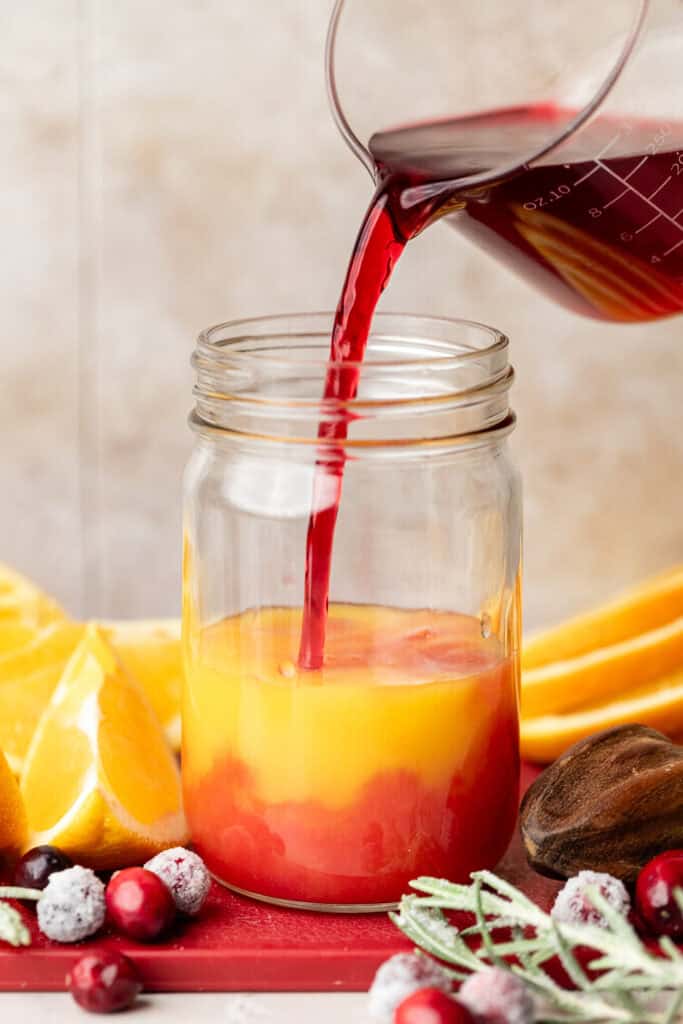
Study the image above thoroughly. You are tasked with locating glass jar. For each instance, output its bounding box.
[182,312,522,912]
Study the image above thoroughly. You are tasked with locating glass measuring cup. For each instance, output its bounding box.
[327,0,683,322]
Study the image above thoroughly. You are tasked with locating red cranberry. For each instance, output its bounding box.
[14,845,73,890]
[67,950,142,1013]
[106,868,175,942]
[395,988,475,1024]
[636,849,683,937]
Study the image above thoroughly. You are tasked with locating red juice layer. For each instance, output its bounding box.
[187,741,519,907]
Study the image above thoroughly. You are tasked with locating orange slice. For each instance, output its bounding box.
[21,625,187,869]
[522,615,683,719]
[100,620,182,752]
[0,622,40,656]
[0,563,66,628]
[521,668,683,763]
[0,748,26,866]
[0,621,84,681]
[0,622,86,774]
[0,665,69,776]
[523,567,683,671]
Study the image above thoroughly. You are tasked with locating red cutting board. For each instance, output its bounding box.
[0,764,558,993]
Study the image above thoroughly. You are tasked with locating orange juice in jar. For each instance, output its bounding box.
[183,314,521,910]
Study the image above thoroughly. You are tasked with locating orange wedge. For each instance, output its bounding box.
[0,622,86,774]
[0,622,40,655]
[0,666,69,776]
[0,618,182,775]
[521,668,683,763]
[0,563,66,628]
[0,621,84,681]
[0,748,26,866]
[21,625,186,869]
[522,615,683,719]
[523,566,683,671]
[100,620,182,752]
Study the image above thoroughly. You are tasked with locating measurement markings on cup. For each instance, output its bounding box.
[592,157,683,263]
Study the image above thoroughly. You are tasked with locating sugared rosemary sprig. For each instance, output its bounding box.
[392,872,683,1023]
[0,887,41,947]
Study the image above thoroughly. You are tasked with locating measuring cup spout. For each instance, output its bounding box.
[326,0,649,190]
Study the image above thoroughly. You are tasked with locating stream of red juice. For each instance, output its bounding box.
[297,185,436,669]
[298,106,683,669]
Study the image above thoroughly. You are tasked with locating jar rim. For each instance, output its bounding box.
[196,311,509,371]
[191,311,514,451]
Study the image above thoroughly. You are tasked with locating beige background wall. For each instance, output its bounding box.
[2,1,683,629]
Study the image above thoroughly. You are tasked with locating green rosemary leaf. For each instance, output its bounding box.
[664,988,683,1024]
[658,936,683,963]
[549,919,591,992]
[0,901,30,948]
[473,877,508,970]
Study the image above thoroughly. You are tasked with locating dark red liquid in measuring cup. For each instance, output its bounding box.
[298,105,683,669]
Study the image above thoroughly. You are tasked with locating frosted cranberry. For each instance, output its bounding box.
[636,849,683,937]
[106,868,175,942]
[14,845,73,890]
[369,952,453,1021]
[38,867,106,943]
[459,968,534,1024]
[67,950,142,1013]
[551,871,630,929]
[395,988,474,1024]
[144,847,210,916]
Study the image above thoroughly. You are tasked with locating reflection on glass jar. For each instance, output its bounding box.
[182,313,522,912]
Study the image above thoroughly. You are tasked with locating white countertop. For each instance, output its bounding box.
[0,992,373,1022]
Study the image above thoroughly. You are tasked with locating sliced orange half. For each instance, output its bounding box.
[100,619,182,752]
[522,615,683,719]
[0,748,26,866]
[0,563,66,627]
[523,566,683,671]
[21,625,187,869]
[521,668,683,763]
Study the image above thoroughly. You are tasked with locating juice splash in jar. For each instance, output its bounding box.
[183,605,519,908]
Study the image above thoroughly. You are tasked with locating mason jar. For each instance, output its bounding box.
[182,312,522,912]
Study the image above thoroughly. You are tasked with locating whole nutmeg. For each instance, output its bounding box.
[520,724,683,882]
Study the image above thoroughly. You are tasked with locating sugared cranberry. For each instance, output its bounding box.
[636,849,683,937]
[14,845,73,890]
[106,867,175,942]
[67,950,142,1013]
[369,953,453,1022]
[459,968,534,1024]
[395,988,474,1024]
[551,870,630,929]
[38,867,106,943]
[144,847,210,916]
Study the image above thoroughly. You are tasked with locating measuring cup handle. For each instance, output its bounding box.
[326,0,376,177]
